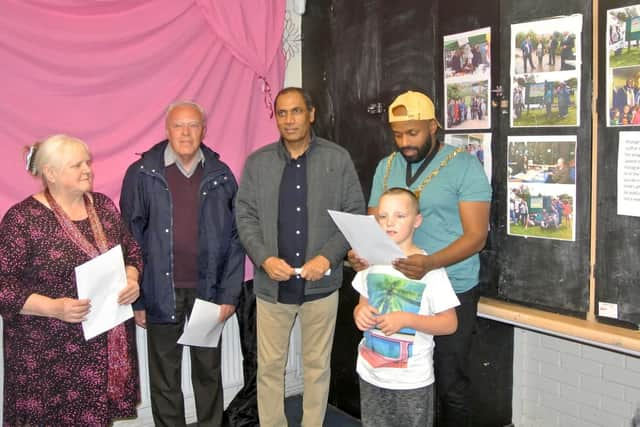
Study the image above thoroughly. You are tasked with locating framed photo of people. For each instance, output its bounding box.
[443,27,491,130]
[507,135,577,242]
[510,15,582,128]
[606,4,640,127]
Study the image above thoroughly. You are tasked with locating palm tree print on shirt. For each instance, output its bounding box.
[359,272,427,368]
[367,273,425,335]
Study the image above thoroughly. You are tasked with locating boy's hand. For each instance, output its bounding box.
[377,312,409,336]
[353,302,379,331]
[392,254,434,279]
[347,250,369,272]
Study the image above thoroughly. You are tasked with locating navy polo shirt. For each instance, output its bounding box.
[277,151,308,304]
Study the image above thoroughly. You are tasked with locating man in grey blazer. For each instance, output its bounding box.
[235,87,365,427]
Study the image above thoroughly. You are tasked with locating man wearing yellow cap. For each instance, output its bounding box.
[350,90,491,426]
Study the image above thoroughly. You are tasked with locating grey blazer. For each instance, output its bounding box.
[235,135,366,302]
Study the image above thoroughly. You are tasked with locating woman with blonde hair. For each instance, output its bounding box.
[0,134,142,426]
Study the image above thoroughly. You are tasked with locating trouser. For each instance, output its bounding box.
[147,288,223,427]
[256,291,339,427]
[433,285,480,427]
[359,379,434,427]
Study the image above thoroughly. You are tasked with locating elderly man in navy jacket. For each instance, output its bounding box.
[120,101,244,427]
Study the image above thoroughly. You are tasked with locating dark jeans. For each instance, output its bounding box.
[434,285,480,427]
[147,288,223,427]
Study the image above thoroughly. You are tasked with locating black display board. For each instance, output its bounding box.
[596,0,640,327]
[303,0,438,203]
[305,0,593,317]
[492,0,592,315]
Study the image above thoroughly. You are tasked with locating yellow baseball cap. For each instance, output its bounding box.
[388,91,441,127]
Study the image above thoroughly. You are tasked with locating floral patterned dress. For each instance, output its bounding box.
[0,193,143,426]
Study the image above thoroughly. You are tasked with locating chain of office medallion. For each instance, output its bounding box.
[382,146,465,199]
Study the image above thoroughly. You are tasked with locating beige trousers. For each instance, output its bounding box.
[256,291,339,427]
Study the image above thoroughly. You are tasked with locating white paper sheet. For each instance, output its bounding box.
[328,210,405,265]
[177,299,224,348]
[293,267,331,276]
[75,245,133,340]
[618,132,640,217]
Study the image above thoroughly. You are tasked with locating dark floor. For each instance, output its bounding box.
[189,394,360,426]
[285,394,360,427]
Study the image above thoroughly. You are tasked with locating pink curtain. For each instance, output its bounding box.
[0,0,285,213]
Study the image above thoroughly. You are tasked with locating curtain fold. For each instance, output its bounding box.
[0,0,285,211]
[195,0,286,118]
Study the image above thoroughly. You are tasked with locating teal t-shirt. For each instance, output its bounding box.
[369,144,492,293]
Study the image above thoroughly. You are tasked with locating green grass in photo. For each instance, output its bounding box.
[513,103,577,126]
[509,222,572,240]
[609,45,640,68]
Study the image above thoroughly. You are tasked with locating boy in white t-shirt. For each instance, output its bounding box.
[352,188,460,427]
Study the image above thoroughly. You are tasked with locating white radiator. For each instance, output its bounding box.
[117,315,247,426]
[220,315,245,398]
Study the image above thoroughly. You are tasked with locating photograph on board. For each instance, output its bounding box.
[444,27,492,130]
[507,135,576,241]
[444,80,490,130]
[508,182,575,241]
[606,5,640,126]
[607,4,640,69]
[444,133,492,182]
[511,72,578,127]
[444,27,491,80]
[507,136,576,184]
[608,66,640,125]
[511,15,582,76]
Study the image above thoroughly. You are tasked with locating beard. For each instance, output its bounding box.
[398,134,435,164]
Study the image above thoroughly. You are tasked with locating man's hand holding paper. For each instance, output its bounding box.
[177,299,227,348]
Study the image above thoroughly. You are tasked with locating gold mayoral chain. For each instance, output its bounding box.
[382,146,465,200]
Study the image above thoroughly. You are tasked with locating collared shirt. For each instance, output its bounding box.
[277,145,309,304]
[164,144,205,178]
[276,139,333,304]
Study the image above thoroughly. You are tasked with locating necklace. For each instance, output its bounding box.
[405,142,441,187]
[383,146,465,199]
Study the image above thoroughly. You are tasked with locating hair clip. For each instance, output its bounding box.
[25,145,35,172]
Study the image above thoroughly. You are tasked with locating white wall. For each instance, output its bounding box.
[512,328,640,427]
[283,4,302,88]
